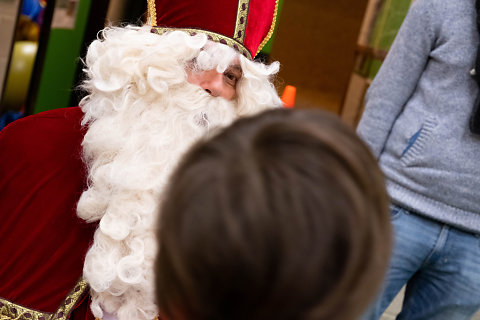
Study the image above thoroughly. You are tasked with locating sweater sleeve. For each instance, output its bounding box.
[356,0,437,158]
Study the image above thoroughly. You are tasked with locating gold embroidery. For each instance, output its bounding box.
[151,27,252,60]
[147,0,157,27]
[255,0,279,56]
[233,0,250,44]
[0,279,88,320]
[0,298,50,320]
[51,279,89,320]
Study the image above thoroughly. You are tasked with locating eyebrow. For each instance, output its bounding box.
[227,64,243,76]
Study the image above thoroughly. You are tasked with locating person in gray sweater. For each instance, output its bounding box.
[357,0,480,318]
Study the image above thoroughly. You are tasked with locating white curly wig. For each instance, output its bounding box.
[76,25,281,320]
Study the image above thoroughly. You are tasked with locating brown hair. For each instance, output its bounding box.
[155,108,391,320]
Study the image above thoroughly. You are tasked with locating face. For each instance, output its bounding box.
[186,58,242,101]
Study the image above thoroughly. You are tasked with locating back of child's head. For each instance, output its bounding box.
[155,108,392,320]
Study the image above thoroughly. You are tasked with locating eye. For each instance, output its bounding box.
[224,72,236,84]
[223,68,241,87]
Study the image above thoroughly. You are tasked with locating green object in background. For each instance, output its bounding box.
[367,0,412,79]
[33,0,92,114]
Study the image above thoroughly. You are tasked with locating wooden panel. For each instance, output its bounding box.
[270,0,369,113]
[341,73,370,127]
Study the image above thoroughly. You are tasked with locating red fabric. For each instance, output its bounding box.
[0,107,97,315]
[155,0,237,40]
[153,0,277,58]
[245,0,276,57]
[70,295,96,320]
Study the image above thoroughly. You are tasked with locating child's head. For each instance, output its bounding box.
[155,108,392,320]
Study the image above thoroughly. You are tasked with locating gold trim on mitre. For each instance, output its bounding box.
[255,0,279,56]
[0,279,88,320]
[150,27,253,59]
[147,0,157,26]
[233,0,250,44]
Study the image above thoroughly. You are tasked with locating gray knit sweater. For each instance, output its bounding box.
[357,0,480,233]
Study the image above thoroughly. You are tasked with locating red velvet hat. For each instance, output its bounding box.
[147,0,279,60]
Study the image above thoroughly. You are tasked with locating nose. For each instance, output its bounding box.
[200,71,224,97]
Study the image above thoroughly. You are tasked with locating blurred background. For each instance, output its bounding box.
[0,0,413,128]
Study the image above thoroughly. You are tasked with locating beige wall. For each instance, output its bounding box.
[270,0,368,114]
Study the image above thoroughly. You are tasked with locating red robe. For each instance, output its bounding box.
[0,107,97,319]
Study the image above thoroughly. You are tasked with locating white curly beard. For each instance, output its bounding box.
[77,81,236,320]
[74,25,281,320]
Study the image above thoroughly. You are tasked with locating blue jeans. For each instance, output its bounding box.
[364,205,480,320]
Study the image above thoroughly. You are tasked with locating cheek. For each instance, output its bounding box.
[185,69,200,86]
[222,87,236,101]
